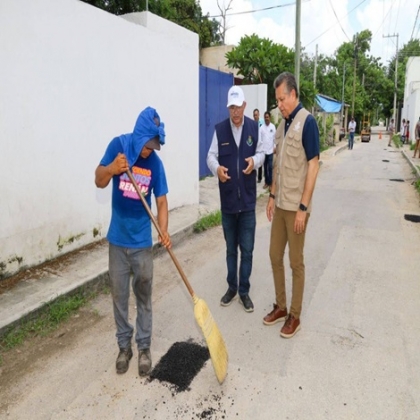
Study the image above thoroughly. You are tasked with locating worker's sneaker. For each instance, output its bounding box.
[116,346,133,374]
[220,288,237,306]
[263,304,287,325]
[138,348,152,376]
[280,315,301,339]
[239,294,254,313]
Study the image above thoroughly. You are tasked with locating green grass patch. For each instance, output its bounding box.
[193,210,222,233]
[392,134,403,148]
[0,289,99,364]
[414,178,420,194]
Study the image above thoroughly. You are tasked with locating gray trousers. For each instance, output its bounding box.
[108,243,153,351]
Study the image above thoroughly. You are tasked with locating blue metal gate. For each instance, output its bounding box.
[199,66,234,178]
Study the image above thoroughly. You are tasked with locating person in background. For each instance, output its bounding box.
[95,107,171,377]
[348,116,356,150]
[413,117,420,158]
[405,120,410,145]
[254,108,264,183]
[207,86,265,313]
[260,111,276,190]
[400,118,406,145]
[264,72,320,339]
[387,118,395,147]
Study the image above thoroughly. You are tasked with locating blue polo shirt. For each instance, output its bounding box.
[284,103,320,161]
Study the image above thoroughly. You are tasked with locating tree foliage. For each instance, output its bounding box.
[225,34,301,110]
[81,0,221,48]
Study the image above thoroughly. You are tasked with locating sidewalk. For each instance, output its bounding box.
[1,137,417,336]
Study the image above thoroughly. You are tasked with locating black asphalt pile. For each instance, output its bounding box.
[149,341,210,392]
[404,214,420,223]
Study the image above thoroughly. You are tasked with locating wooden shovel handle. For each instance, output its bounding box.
[125,170,195,298]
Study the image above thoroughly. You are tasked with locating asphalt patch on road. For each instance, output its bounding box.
[382,159,390,162]
[404,214,420,223]
[390,178,404,182]
[149,340,210,393]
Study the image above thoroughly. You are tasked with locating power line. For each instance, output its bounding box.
[207,1,307,18]
[411,5,420,40]
[328,0,350,41]
[304,0,367,48]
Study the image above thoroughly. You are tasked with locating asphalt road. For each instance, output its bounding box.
[1,133,420,420]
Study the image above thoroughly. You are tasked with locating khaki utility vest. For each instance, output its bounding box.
[274,108,312,212]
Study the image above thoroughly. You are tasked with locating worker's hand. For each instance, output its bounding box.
[243,157,255,174]
[266,197,275,222]
[158,230,172,249]
[110,153,129,176]
[217,165,231,183]
[294,210,307,234]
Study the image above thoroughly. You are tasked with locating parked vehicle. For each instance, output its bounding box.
[361,113,371,142]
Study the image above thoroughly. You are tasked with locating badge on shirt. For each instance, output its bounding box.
[293,122,301,132]
[246,136,254,146]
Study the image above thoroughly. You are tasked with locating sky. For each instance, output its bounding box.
[199,0,419,66]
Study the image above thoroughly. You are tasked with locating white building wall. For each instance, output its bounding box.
[241,84,268,121]
[401,57,420,140]
[0,0,199,277]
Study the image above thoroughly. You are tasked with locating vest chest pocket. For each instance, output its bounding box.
[218,142,233,156]
[285,133,303,170]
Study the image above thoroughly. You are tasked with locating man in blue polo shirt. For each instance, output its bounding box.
[264,72,320,339]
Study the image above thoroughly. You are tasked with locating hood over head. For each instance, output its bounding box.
[119,107,165,167]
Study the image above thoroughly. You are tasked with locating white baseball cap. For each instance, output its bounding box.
[226,86,245,108]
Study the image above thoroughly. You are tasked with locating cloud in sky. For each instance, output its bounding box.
[200,0,418,65]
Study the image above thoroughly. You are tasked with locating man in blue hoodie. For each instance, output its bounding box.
[207,86,265,313]
[95,107,171,377]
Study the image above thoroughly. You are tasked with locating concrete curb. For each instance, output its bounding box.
[401,149,420,179]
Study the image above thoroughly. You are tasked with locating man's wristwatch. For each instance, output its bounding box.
[269,193,275,200]
[299,203,307,212]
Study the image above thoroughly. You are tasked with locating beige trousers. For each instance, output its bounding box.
[269,207,310,318]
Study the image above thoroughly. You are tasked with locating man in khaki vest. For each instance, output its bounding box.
[263,72,320,338]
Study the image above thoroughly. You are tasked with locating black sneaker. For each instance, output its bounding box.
[116,346,133,374]
[138,348,152,376]
[239,294,254,312]
[220,288,237,306]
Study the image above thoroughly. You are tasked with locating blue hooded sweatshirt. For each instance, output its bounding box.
[99,107,168,248]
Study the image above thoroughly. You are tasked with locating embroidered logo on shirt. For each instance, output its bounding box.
[293,121,301,132]
[246,136,253,146]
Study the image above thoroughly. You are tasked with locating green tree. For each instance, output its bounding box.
[225,34,298,110]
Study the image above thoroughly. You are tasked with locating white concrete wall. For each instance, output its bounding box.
[241,84,268,121]
[0,0,199,277]
[401,57,420,140]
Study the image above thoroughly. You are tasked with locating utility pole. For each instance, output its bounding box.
[341,63,346,127]
[295,0,301,89]
[383,33,399,126]
[313,44,318,89]
[351,36,357,118]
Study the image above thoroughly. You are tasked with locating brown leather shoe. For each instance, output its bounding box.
[280,314,301,338]
[263,304,287,325]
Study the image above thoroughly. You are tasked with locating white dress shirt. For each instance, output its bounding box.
[259,122,276,155]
